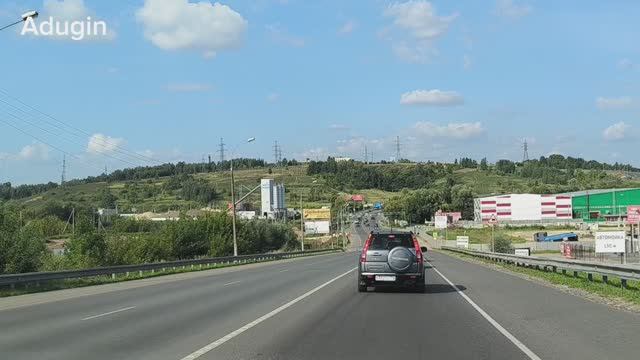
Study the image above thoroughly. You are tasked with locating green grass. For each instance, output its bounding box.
[439,227,524,244]
[0,249,342,298]
[443,249,640,306]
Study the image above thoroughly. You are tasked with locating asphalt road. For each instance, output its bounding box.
[1,215,639,360]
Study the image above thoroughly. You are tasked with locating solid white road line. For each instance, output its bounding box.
[179,267,357,360]
[81,306,136,321]
[428,262,542,360]
[222,281,242,287]
[278,269,289,273]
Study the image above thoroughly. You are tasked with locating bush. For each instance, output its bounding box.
[494,234,514,254]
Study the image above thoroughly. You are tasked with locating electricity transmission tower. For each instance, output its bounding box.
[522,139,530,162]
[217,138,226,163]
[61,154,66,185]
[395,136,401,162]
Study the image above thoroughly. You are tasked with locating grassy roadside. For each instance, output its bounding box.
[440,249,640,307]
[0,250,342,298]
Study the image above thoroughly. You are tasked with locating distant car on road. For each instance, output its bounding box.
[358,231,426,292]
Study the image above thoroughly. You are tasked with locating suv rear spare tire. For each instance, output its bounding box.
[387,247,414,272]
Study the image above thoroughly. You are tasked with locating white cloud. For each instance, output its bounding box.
[596,96,634,110]
[329,124,351,131]
[39,0,116,41]
[87,133,125,154]
[136,0,247,58]
[494,0,532,20]
[300,147,329,161]
[618,58,637,70]
[0,143,50,161]
[18,143,49,160]
[267,92,280,102]
[383,1,457,63]
[266,23,305,47]
[165,83,212,92]
[463,54,472,70]
[413,121,484,139]
[603,122,630,141]
[338,20,357,35]
[400,89,464,106]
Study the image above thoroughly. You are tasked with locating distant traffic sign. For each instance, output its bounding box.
[487,214,498,225]
[456,236,469,248]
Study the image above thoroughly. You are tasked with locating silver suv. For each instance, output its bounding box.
[358,231,427,292]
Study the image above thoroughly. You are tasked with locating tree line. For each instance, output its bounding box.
[0,204,299,275]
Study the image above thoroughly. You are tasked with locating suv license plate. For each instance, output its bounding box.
[375,275,396,282]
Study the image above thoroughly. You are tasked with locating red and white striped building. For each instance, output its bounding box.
[474,194,572,223]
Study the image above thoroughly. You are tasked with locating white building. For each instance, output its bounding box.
[260,179,286,218]
[474,194,572,223]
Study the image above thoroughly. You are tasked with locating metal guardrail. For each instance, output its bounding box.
[442,246,640,288]
[0,249,342,287]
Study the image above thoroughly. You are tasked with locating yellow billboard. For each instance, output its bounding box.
[303,208,331,220]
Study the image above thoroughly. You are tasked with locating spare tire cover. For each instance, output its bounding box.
[387,247,414,272]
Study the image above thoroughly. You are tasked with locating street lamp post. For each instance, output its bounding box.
[1,10,38,32]
[230,137,255,257]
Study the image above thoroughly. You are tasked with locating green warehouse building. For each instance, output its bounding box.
[568,188,640,222]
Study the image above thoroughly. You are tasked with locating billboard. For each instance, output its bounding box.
[435,215,448,229]
[595,232,626,253]
[303,208,331,220]
[305,220,330,234]
[627,206,640,224]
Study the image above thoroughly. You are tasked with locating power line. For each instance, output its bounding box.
[0,88,161,165]
[0,116,105,174]
[0,106,142,168]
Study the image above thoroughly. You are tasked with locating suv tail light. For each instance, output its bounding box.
[412,235,423,263]
[360,234,372,263]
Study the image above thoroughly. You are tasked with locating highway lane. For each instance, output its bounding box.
[0,251,359,360]
[2,215,639,360]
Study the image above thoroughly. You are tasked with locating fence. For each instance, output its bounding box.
[0,249,341,288]
[442,247,640,288]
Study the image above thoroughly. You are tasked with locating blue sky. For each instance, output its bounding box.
[0,0,639,184]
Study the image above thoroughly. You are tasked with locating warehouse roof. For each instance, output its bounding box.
[560,188,640,197]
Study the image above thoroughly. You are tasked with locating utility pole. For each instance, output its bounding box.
[300,191,305,251]
[61,154,66,185]
[230,158,238,257]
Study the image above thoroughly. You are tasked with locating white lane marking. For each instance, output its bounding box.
[427,262,542,360]
[223,281,241,286]
[81,306,136,321]
[278,269,289,273]
[179,267,357,360]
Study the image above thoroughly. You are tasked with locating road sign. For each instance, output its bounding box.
[486,214,498,226]
[595,231,626,253]
[514,248,531,257]
[627,206,640,224]
[456,236,469,248]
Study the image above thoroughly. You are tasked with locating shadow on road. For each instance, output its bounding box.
[366,284,465,294]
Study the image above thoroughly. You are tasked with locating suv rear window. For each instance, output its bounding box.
[369,233,413,250]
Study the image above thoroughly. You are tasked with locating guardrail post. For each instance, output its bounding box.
[152,269,155,274]
[112,273,116,280]
[621,279,628,289]
[552,266,557,273]
[139,270,143,276]
[602,275,608,284]
[562,269,566,275]
[573,271,578,277]
[126,272,130,277]
[587,273,593,281]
